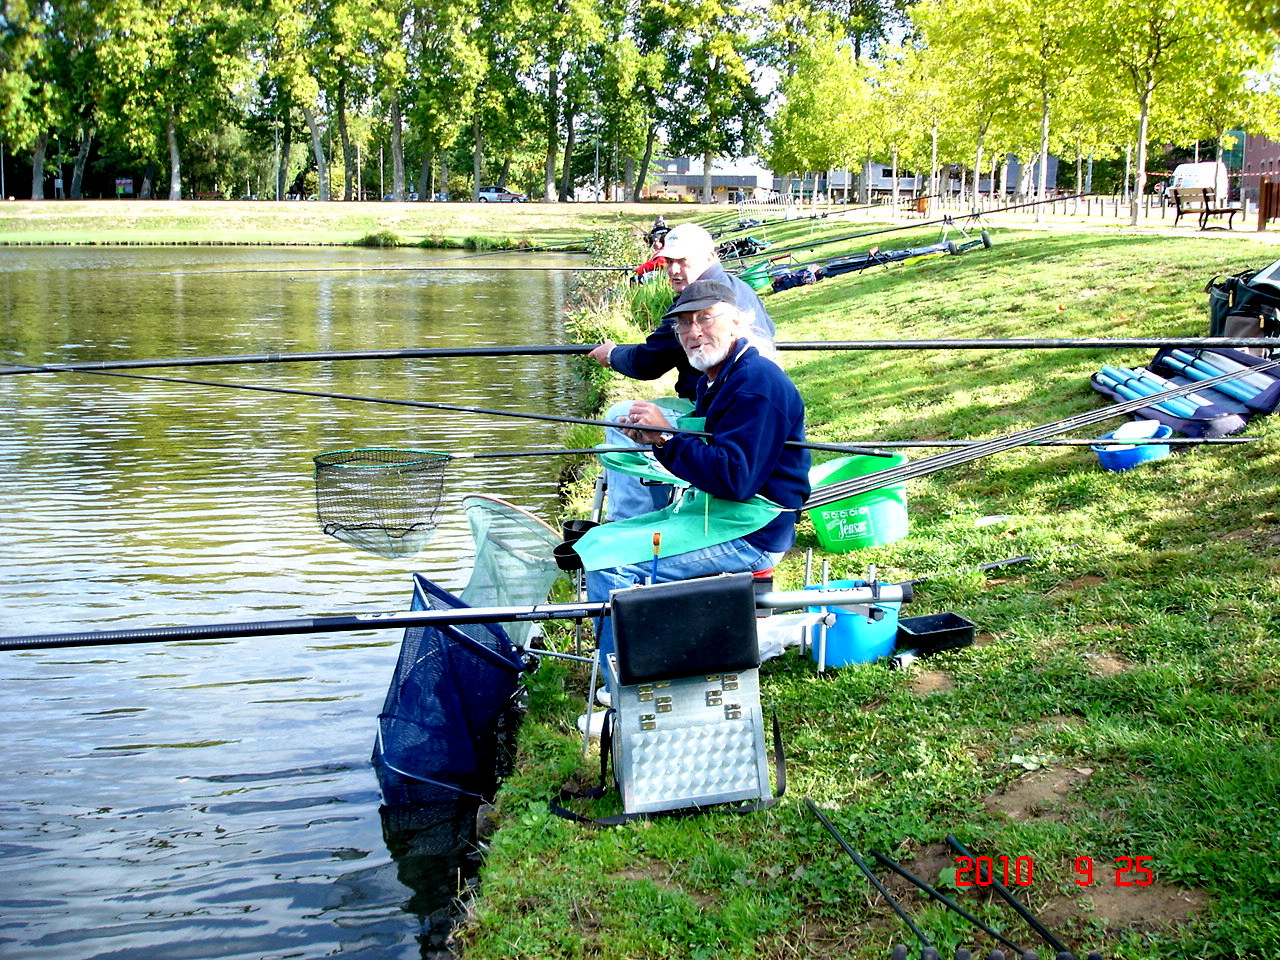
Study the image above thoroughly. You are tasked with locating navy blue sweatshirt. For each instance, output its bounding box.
[608,263,776,400]
[652,341,810,552]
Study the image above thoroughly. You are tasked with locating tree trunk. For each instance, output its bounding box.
[277,93,292,200]
[141,159,156,199]
[1129,88,1151,226]
[473,114,483,200]
[543,63,559,202]
[499,156,511,189]
[632,121,657,202]
[30,132,47,199]
[701,147,713,203]
[973,125,987,210]
[891,146,899,217]
[929,121,939,211]
[70,126,93,199]
[623,155,635,200]
[337,78,354,201]
[1035,80,1050,221]
[390,96,405,199]
[300,101,328,201]
[424,151,434,198]
[558,104,575,202]
[167,106,182,200]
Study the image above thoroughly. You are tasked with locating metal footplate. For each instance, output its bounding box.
[606,656,772,814]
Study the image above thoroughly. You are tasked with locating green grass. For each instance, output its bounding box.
[462,227,1280,960]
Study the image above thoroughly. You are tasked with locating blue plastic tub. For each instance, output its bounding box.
[806,580,901,666]
[1091,423,1173,472]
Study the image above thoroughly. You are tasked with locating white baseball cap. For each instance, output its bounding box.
[656,223,716,260]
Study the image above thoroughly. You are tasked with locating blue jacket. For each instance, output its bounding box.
[608,262,776,400]
[653,340,809,553]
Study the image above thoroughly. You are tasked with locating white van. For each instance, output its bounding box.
[1169,161,1228,202]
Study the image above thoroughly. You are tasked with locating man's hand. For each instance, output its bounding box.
[587,339,616,367]
[618,400,674,446]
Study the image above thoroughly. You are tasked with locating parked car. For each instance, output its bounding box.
[476,186,526,202]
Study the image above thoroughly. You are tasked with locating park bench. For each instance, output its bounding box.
[1171,187,1240,231]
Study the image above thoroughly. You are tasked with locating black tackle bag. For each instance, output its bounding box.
[1207,258,1280,354]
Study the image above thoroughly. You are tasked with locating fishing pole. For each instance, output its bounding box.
[805,798,935,953]
[0,583,913,652]
[804,355,1280,509]
[869,851,1026,955]
[738,194,1087,263]
[945,836,1071,956]
[822,437,1257,448]
[129,263,624,278]
[7,336,1277,378]
[5,363,897,459]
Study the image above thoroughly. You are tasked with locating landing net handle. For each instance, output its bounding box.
[313,448,450,557]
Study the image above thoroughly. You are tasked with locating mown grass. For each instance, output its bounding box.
[461,227,1280,960]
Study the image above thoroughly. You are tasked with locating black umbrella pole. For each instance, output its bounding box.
[945,836,1070,956]
[806,798,933,950]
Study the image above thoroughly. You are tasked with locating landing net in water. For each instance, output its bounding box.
[313,448,449,559]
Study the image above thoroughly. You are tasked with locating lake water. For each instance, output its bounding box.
[0,247,580,959]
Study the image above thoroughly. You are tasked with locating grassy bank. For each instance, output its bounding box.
[0,199,679,246]
[463,228,1280,960]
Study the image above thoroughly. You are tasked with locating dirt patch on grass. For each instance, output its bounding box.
[1040,880,1210,938]
[1084,651,1133,676]
[1050,574,1107,594]
[909,670,954,695]
[985,765,1094,820]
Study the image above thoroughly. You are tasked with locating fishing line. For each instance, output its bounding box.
[125,263,620,278]
[20,364,895,459]
[7,336,1279,378]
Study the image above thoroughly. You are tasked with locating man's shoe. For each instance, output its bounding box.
[576,710,608,738]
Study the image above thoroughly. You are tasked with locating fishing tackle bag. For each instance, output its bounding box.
[1206,259,1280,355]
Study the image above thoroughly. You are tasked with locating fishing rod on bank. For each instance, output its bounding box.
[6,336,1280,378]
[744,193,1088,263]
[804,355,1280,509]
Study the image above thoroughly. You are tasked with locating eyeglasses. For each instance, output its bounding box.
[673,311,731,332]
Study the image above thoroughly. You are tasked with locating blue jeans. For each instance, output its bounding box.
[586,537,779,669]
[601,399,686,521]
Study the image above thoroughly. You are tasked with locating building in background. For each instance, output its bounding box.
[1241,131,1280,209]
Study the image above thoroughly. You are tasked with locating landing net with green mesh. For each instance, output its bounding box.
[313,448,449,559]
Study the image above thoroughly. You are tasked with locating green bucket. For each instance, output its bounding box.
[738,261,773,292]
[808,454,909,552]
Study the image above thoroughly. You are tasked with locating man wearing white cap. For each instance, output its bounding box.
[587,222,776,520]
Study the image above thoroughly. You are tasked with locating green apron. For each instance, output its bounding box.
[577,414,784,571]
[595,398,695,484]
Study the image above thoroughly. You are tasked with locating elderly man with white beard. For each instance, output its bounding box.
[570,280,809,729]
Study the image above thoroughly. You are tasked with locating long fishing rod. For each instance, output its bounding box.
[830,437,1257,448]
[805,355,1280,509]
[742,193,1087,263]
[0,583,912,653]
[132,263,624,278]
[7,336,1279,378]
[12,363,895,459]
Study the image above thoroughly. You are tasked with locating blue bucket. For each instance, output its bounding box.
[806,580,901,666]
[1091,423,1173,472]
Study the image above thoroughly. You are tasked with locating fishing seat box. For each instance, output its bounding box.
[605,574,774,815]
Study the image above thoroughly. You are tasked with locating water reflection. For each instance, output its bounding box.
[0,247,581,958]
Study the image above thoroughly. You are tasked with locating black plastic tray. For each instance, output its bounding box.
[896,612,976,656]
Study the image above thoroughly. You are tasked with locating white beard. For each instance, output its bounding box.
[688,341,732,372]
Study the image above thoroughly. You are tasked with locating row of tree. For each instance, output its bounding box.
[0,0,1276,215]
